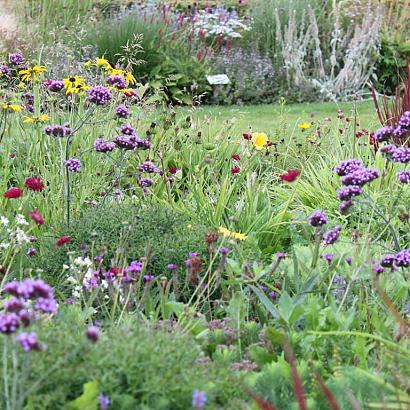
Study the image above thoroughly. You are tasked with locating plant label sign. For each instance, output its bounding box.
[206,74,230,85]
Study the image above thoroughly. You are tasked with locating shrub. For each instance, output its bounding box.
[37,202,209,288]
[210,47,277,105]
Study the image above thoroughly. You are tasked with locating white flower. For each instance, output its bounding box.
[73,256,92,268]
[0,216,9,226]
[10,228,30,244]
[0,242,10,249]
[15,214,29,226]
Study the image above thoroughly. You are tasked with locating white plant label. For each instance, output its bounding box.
[206,74,230,85]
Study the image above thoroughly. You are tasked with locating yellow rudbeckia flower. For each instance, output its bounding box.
[298,122,311,130]
[1,103,23,112]
[218,227,248,241]
[23,114,49,123]
[63,76,89,95]
[19,65,47,82]
[251,132,269,150]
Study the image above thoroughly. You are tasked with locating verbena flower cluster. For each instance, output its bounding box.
[334,159,380,213]
[0,279,57,352]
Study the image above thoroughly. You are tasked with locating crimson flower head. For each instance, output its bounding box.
[56,236,71,247]
[169,166,178,175]
[29,210,44,225]
[4,187,23,199]
[25,177,44,192]
[280,169,301,182]
[231,154,240,161]
[243,133,251,140]
[231,166,240,174]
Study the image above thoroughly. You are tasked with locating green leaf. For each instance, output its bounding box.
[249,285,280,320]
[67,380,99,410]
[264,326,285,346]
[277,291,294,323]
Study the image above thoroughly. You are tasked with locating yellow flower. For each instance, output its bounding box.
[298,122,311,130]
[96,57,112,70]
[1,103,23,112]
[19,65,47,82]
[23,114,49,123]
[63,76,89,95]
[218,227,247,241]
[123,70,136,85]
[251,132,269,150]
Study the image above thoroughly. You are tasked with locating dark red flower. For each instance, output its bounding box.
[243,133,251,140]
[231,166,240,174]
[280,169,301,182]
[109,266,123,276]
[169,166,178,175]
[355,131,363,139]
[4,188,23,199]
[56,236,71,247]
[29,210,44,225]
[231,154,241,161]
[25,177,44,192]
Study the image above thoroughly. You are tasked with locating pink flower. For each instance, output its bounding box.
[280,170,301,182]
[231,166,240,174]
[56,236,71,247]
[25,177,44,191]
[4,187,23,199]
[29,210,44,225]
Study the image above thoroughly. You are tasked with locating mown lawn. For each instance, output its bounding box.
[178,100,378,135]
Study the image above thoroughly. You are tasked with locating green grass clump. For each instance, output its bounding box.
[37,202,209,287]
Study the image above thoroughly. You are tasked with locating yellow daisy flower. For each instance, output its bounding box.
[1,103,23,112]
[251,132,269,150]
[298,122,311,130]
[19,65,47,82]
[23,114,49,123]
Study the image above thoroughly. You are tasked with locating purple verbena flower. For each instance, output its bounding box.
[139,178,154,188]
[86,325,100,343]
[334,159,363,176]
[16,332,44,352]
[0,313,20,334]
[94,138,116,153]
[398,111,410,130]
[192,390,207,409]
[120,123,135,135]
[9,53,24,66]
[337,185,363,201]
[87,85,112,106]
[65,158,81,173]
[35,297,58,314]
[374,126,393,142]
[107,74,126,89]
[322,225,342,245]
[323,253,334,264]
[139,161,158,173]
[395,248,410,268]
[340,168,380,186]
[115,104,129,118]
[4,297,25,313]
[339,200,353,214]
[391,147,410,164]
[396,170,410,184]
[98,393,110,410]
[308,210,327,227]
[0,65,11,77]
[380,254,396,268]
[47,80,64,92]
[44,123,72,137]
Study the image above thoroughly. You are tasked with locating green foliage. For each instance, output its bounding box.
[37,203,208,287]
[12,306,245,409]
[374,34,410,92]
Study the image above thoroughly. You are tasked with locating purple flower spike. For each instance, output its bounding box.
[308,210,328,227]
